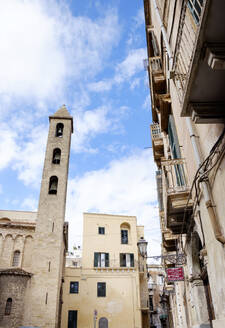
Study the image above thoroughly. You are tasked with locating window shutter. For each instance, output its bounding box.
[130,253,134,267]
[94,252,98,267]
[105,253,109,267]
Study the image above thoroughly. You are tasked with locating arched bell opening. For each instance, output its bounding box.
[49,176,58,195]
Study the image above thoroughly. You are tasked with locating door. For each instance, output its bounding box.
[68,310,77,328]
[99,317,108,328]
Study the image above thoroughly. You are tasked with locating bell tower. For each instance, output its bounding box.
[24,105,73,328]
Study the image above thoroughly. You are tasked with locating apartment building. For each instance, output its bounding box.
[143,1,225,327]
[61,213,149,328]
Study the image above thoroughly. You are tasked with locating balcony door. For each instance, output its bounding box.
[168,115,185,187]
[68,310,77,328]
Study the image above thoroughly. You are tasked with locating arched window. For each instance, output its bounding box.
[52,148,61,164]
[49,176,58,194]
[5,298,12,315]
[99,317,108,328]
[120,222,130,244]
[12,250,20,267]
[56,123,64,137]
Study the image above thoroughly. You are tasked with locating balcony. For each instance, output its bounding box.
[161,158,192,233]
[141,299,149,313]
[172,0,225,121]
[149,57,166,95]
[163,230,179,252]
[151,124,164,164]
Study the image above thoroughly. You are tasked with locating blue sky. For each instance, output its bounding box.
[0,0,161,256]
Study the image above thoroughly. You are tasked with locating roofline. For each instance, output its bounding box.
[83,212,137,218]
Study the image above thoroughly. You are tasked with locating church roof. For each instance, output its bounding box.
[0,268,32,277]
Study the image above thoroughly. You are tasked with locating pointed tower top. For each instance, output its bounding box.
[53,104,71,118]
[49,105,73,133]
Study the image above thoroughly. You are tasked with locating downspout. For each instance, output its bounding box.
[185,118,225,244]
[152,0,225,244]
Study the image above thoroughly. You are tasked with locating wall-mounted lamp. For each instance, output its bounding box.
[137,237,148,257]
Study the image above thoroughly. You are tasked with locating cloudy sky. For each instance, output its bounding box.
[0,0,161,257]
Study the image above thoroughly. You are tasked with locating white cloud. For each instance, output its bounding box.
[0,124,18,170]
[66,150,161,256]
[115,48,147,84]
[13,125,47,187]
[72,106,111,153]
[22,197,38,211]
[0,0,120,109]
[88,80,113,92]
[88,48,147,93]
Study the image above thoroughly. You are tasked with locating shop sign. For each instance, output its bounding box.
[166,267,184,281]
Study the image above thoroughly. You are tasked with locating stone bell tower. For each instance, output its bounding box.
[24,105,73,328]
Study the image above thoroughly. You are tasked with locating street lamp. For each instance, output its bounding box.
[137,237,148,257]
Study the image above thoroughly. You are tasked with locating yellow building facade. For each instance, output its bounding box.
[61,213,149,328]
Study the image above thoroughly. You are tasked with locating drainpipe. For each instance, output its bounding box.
[185,118,225,244]
[151,0,225,244]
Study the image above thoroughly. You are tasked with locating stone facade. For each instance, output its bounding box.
[143,0,225,327]
[0,105,73,328]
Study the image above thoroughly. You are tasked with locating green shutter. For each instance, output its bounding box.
[168,115,181,159]
[105,253,109,267]
[130,254,134,267]
[94,252,98,267]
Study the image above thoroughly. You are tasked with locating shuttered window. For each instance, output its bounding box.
[94,252,109,267]
[120,253,134,267]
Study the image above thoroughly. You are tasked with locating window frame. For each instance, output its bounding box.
[120,253,134,267]
[94,252,109,267]
[12,250,20,267]
[5,298,12,315]
[121,229,128,244]
[70,281,79,294]
[97,282,106,297]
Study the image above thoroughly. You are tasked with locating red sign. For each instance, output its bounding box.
[166,267,184,281]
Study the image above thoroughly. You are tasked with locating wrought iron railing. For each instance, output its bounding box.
[161,158,190,195]
[172,0,204,102]
[149,56,162,74]
[151,123,162,140]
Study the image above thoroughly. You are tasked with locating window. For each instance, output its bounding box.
[5,298,12,315]
[97,282,106,297]
[49,176,58,194]
[187,0,203,24]
[98,227,105,235]
[12,250,20,267]
[149,295,154,311]
[94,253,109,267]
[52,148,61,164]
[56,123,64,137]
[68,310,77,328]
[72,261,78,267]
[121,229,128,244]
[70,281,79,294]
[120,253,134,267]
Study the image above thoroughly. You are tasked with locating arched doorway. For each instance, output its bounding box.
[99,317,108,328]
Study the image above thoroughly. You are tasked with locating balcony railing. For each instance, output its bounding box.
[161,158,189,195]
[149,56,162,74]
[172,0,204,103]
[161,158,192,232]
[151,123,162,140]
